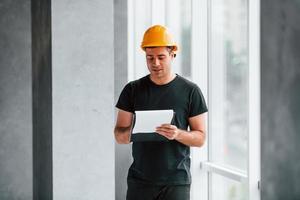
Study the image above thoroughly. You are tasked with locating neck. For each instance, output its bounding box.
[150,73,176,85]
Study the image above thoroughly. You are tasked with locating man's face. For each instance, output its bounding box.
[145,47,174,79]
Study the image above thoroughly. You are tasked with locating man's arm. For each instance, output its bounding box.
[114,109,134,144]
[156,113,207,147]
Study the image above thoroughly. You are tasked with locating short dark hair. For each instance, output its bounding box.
[144,46,177,58]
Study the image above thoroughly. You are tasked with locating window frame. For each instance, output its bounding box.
[194,0,261,199]
[127,0,261,199]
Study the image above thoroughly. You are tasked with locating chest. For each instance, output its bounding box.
[133,86,190,116]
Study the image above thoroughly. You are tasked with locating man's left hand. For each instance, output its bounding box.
[156,124,181,140]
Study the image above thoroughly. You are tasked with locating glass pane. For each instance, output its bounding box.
[133,0,152,79]
[165,0,192,79]
[209,0,248,170]
[211,173,248,200]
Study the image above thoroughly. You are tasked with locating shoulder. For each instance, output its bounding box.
[126,75,149,88]
[176,75,200,91]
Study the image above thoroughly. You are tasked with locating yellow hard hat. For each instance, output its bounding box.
[141,25,178,52]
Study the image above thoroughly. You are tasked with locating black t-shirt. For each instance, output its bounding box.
[116,74,208,185]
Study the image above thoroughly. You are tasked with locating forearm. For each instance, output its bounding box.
[175,129,206,147]
[114,126,131,144]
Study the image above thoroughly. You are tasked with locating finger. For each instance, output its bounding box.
[156,130,173,140]
[157,130,177,139]
[156,129,169,135]
[156,128,175,135]
[159,124,177,130]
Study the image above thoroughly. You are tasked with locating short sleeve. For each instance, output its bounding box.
[116,82,134,113]
[188,85,208,117]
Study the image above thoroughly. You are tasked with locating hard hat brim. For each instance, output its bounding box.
[141,44,178,52]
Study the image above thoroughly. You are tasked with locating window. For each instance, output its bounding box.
[128,0,260,199]
[207,0,249,198]
[209,0,248,172]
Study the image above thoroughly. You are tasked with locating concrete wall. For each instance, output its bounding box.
[52,0,115,199]
[261,0,300,199]
[31,0,53,199]
[0,0,33,199]
[114,0,133,199]
[2,0,300,199]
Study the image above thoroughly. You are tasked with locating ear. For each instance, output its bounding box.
[168,49,175,57]
[171,52,176,59]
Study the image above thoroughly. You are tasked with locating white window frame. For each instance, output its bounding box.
[127,0,260,199]
[190,0,209,199]
[194,0,261,199]
[248,0,261,198]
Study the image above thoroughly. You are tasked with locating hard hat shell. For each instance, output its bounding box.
[141,25,178,52]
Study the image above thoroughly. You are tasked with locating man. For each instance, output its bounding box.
[114,25,208,200]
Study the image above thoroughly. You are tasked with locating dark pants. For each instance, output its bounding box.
[126,181,190,200]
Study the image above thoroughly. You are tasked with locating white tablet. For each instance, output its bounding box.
[132,109,174,134]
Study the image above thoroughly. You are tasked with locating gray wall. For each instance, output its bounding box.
[32,0,53,199]
[2,0,300,199]
[52,0,115,199]
[261,0,300,199]
[114,0,132,200]
[0,0,33,199]
[0,0,116,199]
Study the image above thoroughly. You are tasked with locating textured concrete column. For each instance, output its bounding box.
[0,0,53,199]
[52,1,115,199]
[261,0,300,199]
[31,0,53,199]
[114,0,132,200]
[0,1,33,199]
